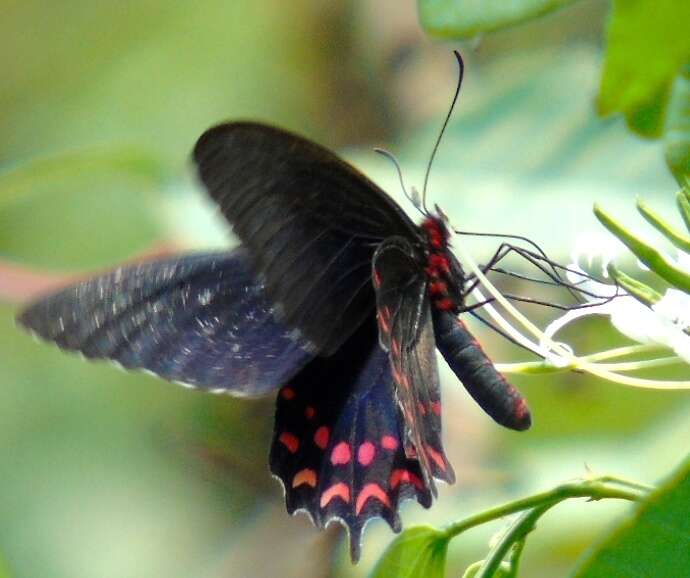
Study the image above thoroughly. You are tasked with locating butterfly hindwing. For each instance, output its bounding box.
[372,237,455,493]
[270,321,432,561]
[193,122,419,355]
[17,249,313,395]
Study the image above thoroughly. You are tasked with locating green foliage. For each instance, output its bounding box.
[594,204,690,292]
[369,527,449,578]
[372,477,647,578]
[665,66,690,183]
[573,457,690,577]
[417,0,579,37]
[599,0,690,139]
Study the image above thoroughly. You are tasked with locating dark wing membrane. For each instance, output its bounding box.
[270,321,432,562]
[193,122,419,355]
[17,250,313,395]
[433,310,531,431]
[372,237,455,493]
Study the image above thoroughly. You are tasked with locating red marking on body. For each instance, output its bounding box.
[435,297,455,311]
[357,442,376,466]
[428,281,447,296]
[278,432,299,454]
[391,337,400,355]
[320,483,350,508]
[331,441,352,465]
[381,435,399,450]
[390,469,424,490]
[426,446,447,472]
[292,468,317,488]
[280,387,295,401]
[514,398,528,419]
[314,426,330,449]
[355,483,391,515]
[304,406,316,420]
[428,254,450,273]
[431,401,442,416]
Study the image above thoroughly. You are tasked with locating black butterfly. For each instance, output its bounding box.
[17,121,530,561]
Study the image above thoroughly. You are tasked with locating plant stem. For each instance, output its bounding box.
[442,477,646,540]
[475,505,550,578]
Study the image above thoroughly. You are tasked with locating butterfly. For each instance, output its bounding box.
[18,113,531,562]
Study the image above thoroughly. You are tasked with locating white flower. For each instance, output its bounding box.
[542,235,690,364]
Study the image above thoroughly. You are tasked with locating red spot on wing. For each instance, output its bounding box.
[390,469,425,491]
[431,401,442,416]
[331,442,352,465]
[378,306,391,334]
[426,446,447,472]
[381,435,399,451]
[314,426,330,449]
[278,432,299,454]
[356,483,391,515]
[304,406,316,420]
[280,387,295,401]
[357,442,376,466]
[292,468,317,488]
[320,483,350,508]
[373,268,382,288]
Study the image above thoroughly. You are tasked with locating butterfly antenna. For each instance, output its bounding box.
[422,50,465,213]
[375,148,424,216]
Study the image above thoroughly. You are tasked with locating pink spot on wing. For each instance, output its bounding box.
[320,483,350,508]
[330,442,351,465]
[314,426,330,450]
[390,469,424,490]
[278,432,299,454]
[357,442,376,466]
[280,387,295,401]
[426,446,447,472]
[292,468,317,488]
[417,401,427,415]
[355,483,391,515]
[381,435,398,451]
[304,406,316,420]
[431,401,442,416]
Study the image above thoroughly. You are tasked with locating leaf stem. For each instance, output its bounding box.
[442,477,646,540]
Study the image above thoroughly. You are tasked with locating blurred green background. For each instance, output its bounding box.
[1,1,688,577]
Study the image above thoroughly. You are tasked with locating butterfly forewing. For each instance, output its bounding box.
[269,321,432,562]
[193,122,419,355]
[18,250,313,395]
[372,237,455,492]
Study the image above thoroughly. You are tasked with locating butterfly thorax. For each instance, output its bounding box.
[421,215,463,314]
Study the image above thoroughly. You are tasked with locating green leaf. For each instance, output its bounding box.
[573,456,690,577]
[417,0,579,38]
[664,65,690,183]
[370,526,449,578]
[598,0,690,138]
[593,204,690,292]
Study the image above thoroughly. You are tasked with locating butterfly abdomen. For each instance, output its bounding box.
[433,310,531,431]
